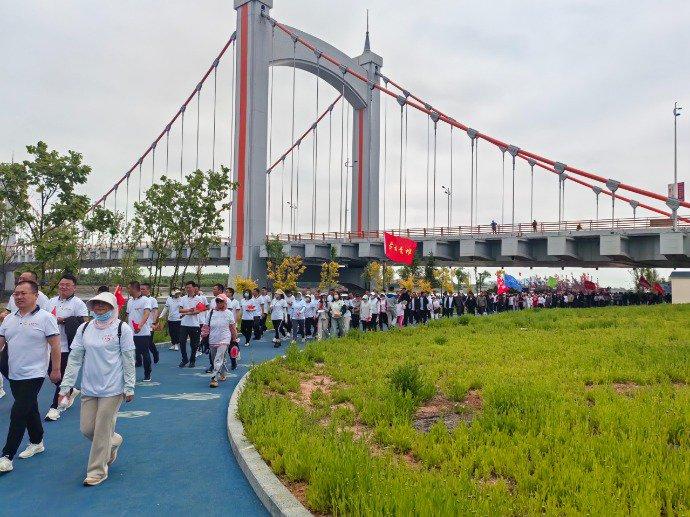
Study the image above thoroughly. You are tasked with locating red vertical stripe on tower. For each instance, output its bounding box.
[235,4,249,260]
[357,109,364,235]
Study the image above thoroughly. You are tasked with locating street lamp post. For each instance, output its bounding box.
[441,185,451,229]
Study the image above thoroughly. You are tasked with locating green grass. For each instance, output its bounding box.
[238,305,690,515]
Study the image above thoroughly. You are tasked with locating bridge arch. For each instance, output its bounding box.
[230,0,382,282]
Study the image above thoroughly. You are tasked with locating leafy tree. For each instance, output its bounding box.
[0,142,113,290]
[474,267,491,292]
[423,254,440,288]
[399,256,421,281]
[267,256,305,292]
[630,267,665,291]
[454,267,470,292]
[233,275,258,293]
[0,184,21,291]
[435,267,454,292]
[319,261,340,291]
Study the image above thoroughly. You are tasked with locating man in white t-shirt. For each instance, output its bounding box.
[125,282,153,382]
[140,283,159,364]
[158,289,182,351]
[259,288,271,337]
[177,281,206,367]
[1,270,51,323]
[45,274,89,422]
[0,280,61,473]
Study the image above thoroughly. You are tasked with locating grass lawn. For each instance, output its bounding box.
[238,305,690,515]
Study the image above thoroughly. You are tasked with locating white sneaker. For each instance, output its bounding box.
[195,350,203,357]
[0,456,12,472]
[66,388,80,409]
[169,344,179,351]
[18,441,45,459]
[45,408,61,421]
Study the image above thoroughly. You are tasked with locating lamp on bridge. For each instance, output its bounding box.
[441,185,451,229]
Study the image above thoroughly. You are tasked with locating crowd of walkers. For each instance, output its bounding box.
[0,270,670,485]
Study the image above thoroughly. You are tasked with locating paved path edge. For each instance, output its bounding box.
[228,369,312,517]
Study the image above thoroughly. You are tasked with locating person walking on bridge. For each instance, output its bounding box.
[59,291,135,486]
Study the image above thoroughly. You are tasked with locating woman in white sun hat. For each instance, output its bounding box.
[59,291,136,487]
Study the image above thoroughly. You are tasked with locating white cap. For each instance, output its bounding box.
[87,291,118,310]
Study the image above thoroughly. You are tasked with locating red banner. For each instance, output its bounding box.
[384,232,417,265]
[583,280,597,291]
[653,282,665,295]
[638,276,651,290]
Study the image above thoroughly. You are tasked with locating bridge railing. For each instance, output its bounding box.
[271,217,688,242]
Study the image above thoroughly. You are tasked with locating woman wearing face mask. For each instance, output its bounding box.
[269,290,288,346]
[289,292,306,343]
[239,290,259,347]
[58,292,135,487]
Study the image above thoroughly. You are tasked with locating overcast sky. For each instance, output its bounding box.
[2,1,689,287]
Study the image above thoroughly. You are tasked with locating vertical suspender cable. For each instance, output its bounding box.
[195,87,201,171]
[138,161,142,202]
[405,103,408,228]
[449,125,453,228]
[125,175,130,225]
[511,153,516,227]
[367,85,373,233]
[475,139,479,227]
[228,39,236,245]
[151,145,156,187]
[165,128,170,176]
[529,161,534,222]
[500,148,505,225]
[180,107,186,179]
[398,103,404,231]
[470,138,474,228]
[289,40,297,234]
[382,84,387,231]
[327,106,333,232]
[295,143,301,234]
[312,57,320,234]
[426,114,430,228]
[345,102,350,233]
[339,73,346,234]
[267,27,275,235]
[212,65,218,172]
[432,118,438,228]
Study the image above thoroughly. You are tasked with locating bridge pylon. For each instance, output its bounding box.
[229,0,382,286]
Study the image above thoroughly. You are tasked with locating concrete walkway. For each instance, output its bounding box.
[0,334,287,516]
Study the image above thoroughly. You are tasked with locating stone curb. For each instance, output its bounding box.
[227,370,312,517]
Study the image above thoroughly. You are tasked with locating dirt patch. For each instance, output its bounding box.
[477,472,516,494]
[283,480,330,517]
[413,392,481,432]
[293,375,336,407]
[613,382,639,396]
[673,381,687,389]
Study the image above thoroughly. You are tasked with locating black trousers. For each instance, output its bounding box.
[260,314,268,334]
[272,319,286,340]
[178,325,200,364]
[351,313,360,330]
[133,336,152,378]
[305,317,316,337]
[403,308,412,326]
[3,377,45,460]
[168,320,181,345]
[378,312,388,330]
[240,320,255,344]
[49,351,71,409]
[370,313,378,331]
[148,335,159,364]
[253,317,262,339]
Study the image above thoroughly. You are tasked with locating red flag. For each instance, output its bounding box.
[114,285,126,309]
[51,306,57,316]
[195,301,207,312]
[638,276,651,290]
[132,321,140,332]
[653,282,665,295]
[496,273,509,295]
[583,280,597,291]
[384,232,417,265]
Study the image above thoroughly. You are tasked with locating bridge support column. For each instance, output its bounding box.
[350,44,382,235]
[1,267,15,294]
[229,0,272,285]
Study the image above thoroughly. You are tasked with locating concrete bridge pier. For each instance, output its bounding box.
[1,266,15,294]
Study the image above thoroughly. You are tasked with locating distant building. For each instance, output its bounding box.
[669,271,690,304]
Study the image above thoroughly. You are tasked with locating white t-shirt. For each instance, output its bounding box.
[304,300,317,319]
[260,294,271,312]
[178,295,205,327]
[164,296,181,322]
[71,320,135,397]
[227,297,241,316]
[146,296,158,315]
[290,299,307,320]
[126,296,152,337]
[48,295,89,352]
[7,290,51,313]
[0,307,60,380]
[269,298,287,321]
[240,298,260,320]
[207,309,236,345]
[396,302,405,317]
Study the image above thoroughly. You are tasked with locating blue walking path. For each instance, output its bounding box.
[0,335,286,516]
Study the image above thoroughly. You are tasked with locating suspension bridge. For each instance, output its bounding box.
[5,0,690,290]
